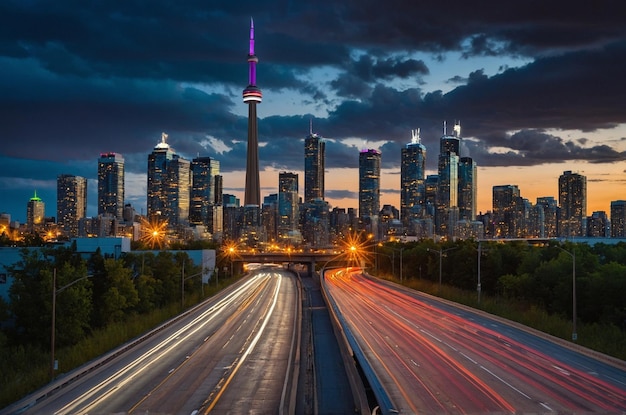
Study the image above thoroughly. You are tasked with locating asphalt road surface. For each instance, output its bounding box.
[7,267,299,415]
[324,268,626,414]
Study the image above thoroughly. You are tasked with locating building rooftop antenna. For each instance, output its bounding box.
[411,128,421,144]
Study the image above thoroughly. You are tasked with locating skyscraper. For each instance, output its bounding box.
[436,122,461,237]
[278,172,299,243]
[300,198,330,248]
[190,156,220,226]
[147,133,190,227]
[304,122,325,202]
[242,18,262,207]
[610,200,626,237]
[458,156,477,221]
[57,174,87,237]
[536,196,559,238]
[587,211,609,237]
[492,185,521,238]
[26,190,45,231]
[400,129,426,228]
[359,149,381,236]
[558,170,586,237]
[98,152,125,218]
[424,175,438,219]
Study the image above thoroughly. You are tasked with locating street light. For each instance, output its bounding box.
[557,245,577,341]
[477,241,485,303]
[394,247,405,283]
[385,246,405,283]
[229,247,234,276]
[427,247,456,293]
[51,268,93,380]
[181,261,208,308]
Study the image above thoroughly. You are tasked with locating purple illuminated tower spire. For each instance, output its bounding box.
[242,18,262,206]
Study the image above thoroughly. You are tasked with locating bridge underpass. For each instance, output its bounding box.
[235,252,351,277]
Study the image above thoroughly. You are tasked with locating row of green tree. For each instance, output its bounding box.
[373,239,626,331]
[0,243,231,352]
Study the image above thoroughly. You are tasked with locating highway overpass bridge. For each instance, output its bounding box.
[236,252,349,276]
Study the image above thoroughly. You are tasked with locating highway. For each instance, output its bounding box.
[324,268,626,414]
[7,267,300,415]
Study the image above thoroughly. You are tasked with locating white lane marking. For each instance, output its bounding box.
[56,273,271,414]
[552,365,571,376]
[480,365,531,400]
[419,328,442,343]
[460,352,478,365]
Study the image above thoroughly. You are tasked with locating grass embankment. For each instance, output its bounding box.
[392,277,626,361]
[0,278,238,409]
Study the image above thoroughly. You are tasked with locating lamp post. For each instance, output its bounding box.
[427,247,456,293]
[389,246,405,283]
[557,246,577,341]
[51,269,93,380]
[477,241,482,303]
[181,261,206,308]
[229,247,235,277]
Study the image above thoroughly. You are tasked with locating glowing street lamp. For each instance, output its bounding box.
[229,246,235,276]
[140,216,168,249]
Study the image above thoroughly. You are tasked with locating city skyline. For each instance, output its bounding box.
[1,2,626,222]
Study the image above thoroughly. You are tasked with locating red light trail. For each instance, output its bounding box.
[325,269,626,414]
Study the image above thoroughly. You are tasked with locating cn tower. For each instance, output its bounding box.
[242,18,262,206]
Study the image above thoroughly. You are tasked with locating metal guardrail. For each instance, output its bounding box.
[320,269,395,415]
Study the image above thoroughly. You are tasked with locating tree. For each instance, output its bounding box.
[584,262,626,327]
[8,249,55,347]
[8,249,92,348]
[53,262,93,347]
[99,259,139,324]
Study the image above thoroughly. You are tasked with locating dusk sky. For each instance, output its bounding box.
[2,1,626,223]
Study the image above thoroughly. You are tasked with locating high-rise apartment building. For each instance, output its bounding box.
[57,174,87,237]
[262,193,278,243]
[458,156,477,221]
[26,191,45,231]
[492,185,521,238]
[359,149,381,236]
[190,156,220,226]
[278,172,299,243]
[610,200,626,237]
[98,152,125,218]
[147,133,190,227]
[587,211,609,237]
[536,196,559,238]
[304,125,325,203]
[400,129,426,229]
[300,198,330,248]
[558,170,586,237]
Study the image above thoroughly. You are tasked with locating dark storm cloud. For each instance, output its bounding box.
[351,55,429,82]
[326,189,358,200]
[319,39,626,169]
[461,130,626,168]
[331,54,428,99]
